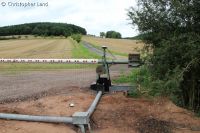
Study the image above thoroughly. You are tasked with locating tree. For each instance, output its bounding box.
[32,27,40,35]
[50,26,65,36]
[128,0,200,112]
[106,31,121,39]
[22,26,32,34]
[100,32,105,38]
[71,34,82,43]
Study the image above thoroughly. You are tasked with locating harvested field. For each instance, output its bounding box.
[0,39,72,58]
[0,38,100,71]
[82,36,144,54]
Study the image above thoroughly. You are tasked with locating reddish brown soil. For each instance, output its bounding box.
[93,94,200,133]
[0,88,199,133]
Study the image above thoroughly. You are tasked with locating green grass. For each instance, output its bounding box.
[71,39,101,59]
[113,66,150,85]
[113,66,151,97]
[113,69,138,84]
[0,63,95,72]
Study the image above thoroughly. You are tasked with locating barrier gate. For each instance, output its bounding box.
[0,46,141,92]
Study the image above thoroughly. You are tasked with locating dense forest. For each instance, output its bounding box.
[0,22,87,37]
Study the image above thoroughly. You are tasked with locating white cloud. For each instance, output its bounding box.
[0,0,138,37]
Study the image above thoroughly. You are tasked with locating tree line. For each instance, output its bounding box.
[0,22,87,37]
[128,0,200,113]
[100,31,121,39]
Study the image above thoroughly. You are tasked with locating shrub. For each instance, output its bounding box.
[71,34,82,43]
[128,0,200,113]
[17,35,21,39]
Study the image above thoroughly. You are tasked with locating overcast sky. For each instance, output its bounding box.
[0,0,138,37]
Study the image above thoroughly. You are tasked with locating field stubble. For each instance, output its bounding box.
[0,38,97,71]
[0,39,72,58]
[82,36,144,55]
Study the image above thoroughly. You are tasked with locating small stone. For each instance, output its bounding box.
[69,103,75,107]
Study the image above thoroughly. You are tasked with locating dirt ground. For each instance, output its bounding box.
[0,65,199,133]
[0,87,200,133]
[0,64,128,103]
[0,69,96,103]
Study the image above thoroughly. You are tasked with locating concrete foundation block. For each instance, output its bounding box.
[72,112,89,125]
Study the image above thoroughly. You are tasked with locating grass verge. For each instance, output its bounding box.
[0,63,95,72]
[113,66,151,97]
[71,38,101,59]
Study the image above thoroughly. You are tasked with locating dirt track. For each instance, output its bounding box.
[0,69,94,103]
[0,65,129,103]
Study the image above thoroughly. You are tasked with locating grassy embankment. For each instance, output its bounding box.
[70,38,101,59]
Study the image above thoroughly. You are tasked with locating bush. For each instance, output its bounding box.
[17,35,21,39]
[128,0,200,112]
[71,34,82,43]
[114,66,152,97]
